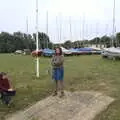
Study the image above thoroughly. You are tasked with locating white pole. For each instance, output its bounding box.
[112,0,116,47]
[79,17,81,41]
[36,0,39,78]
[56,16,59,44]
[26,17,28,34]
[46,11,48,48]
[69,16,72,41]
[82,14,85,47]
[59,14,62,44]
[26,16,29,49]
[85,24,88,47]
[96,22,98,47]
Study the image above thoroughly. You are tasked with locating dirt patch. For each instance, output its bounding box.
[6,91,114,120]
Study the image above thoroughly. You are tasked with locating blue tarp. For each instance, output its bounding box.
[69,48,93,51]
[43,48,55,57]
[78,48,93,51]
[69,48,80,53]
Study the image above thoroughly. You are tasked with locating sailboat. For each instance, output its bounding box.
[42,11,55,57]
[102,0,120,59]
[102,47,120,59]
[60,47,72,56]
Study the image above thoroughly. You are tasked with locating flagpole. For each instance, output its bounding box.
[36,0,39,78]
[112,0,115,47]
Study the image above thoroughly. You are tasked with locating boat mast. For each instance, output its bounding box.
[82,14,85,47]
[56,16,59,46]
[46,11,49,48]
[96,22,99,47]
[59,14,62,46]
[69,16,72,42]
[26,16,29,49]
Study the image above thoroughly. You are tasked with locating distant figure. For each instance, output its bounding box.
[51,47,64,97]
[0,72,16,105]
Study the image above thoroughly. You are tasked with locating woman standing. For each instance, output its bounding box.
[51,47,64,97]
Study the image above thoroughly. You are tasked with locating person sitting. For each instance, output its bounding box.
[0,72,16,105]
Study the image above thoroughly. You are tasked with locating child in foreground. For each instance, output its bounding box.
[0,72,16,105]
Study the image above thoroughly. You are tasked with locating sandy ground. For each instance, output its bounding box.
[6,91,114,120]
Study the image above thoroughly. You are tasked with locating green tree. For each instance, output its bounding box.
[0,31,36,53]
[63,40,72,49]
[101,36,111,48]
[116,32,120,47]
[33,32,52,49]
[0,32,15,53]
[13,32,35,50]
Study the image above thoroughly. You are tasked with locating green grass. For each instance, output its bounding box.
[0,54,120,120]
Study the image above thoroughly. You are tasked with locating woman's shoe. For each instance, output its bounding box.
[52,91,58,96]
[59,91,65,98]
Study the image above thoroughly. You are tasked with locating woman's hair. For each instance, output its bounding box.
[55,47,63,55]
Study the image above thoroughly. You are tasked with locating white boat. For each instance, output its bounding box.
[102,47,120,59]
[88,47,102,54]
[60,47,72,56]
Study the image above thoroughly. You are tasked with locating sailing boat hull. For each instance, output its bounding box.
[102,47,120,59]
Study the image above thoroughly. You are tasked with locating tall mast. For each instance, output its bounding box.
[82,14,85,47]
[69,16,72,41]
[59,14,62,46]
[26,16,29,49]
[56,16,59,45]
[46,11,48,48]
[26,17,28,34]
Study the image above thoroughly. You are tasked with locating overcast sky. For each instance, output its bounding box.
[0,0,120,43]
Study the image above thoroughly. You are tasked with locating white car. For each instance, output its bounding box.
[15,50,23,54]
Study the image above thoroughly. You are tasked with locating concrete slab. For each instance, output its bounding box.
[6,91,114,120]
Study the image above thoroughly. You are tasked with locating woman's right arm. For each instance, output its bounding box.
[51,55,55,66]
[0,84,8,91]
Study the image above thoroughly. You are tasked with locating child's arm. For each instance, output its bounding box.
[51,55,55,66]
[8,79,13,89]
[7,78,14,91]
[0,78,13,91]
[54,55,64,66]
[0,84,9,91]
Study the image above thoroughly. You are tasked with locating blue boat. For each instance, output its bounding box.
[77,48,93,54]
[78,48,93,51]
[69,48,80,55]
[42,48,55,57]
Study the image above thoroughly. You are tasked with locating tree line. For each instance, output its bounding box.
[0,31,120,53]
[0,31,53,53]
[63,32,120,49]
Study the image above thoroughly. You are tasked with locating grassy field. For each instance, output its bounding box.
[0,54,120,120]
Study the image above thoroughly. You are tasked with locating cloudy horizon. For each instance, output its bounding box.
[0,0,120,43]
